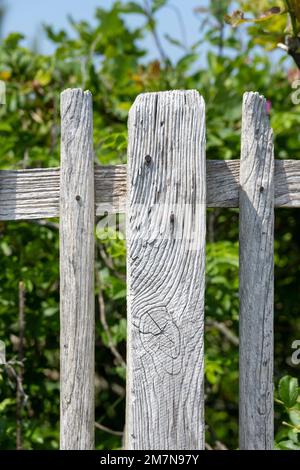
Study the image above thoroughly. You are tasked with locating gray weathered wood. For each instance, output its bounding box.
[0,167,60,220]
[1,159,300,220]
[126,90,206,450]
[95,164,127,214]
[60,89,95,450]
[239,92,274,450]
[274,159,300,207]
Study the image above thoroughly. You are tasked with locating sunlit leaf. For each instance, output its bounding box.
[225,6,284,27]
[279,376,299,408]
[151,0,168,13]
[225,10,247,27]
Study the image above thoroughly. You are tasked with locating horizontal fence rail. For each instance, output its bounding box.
[0,87,299,450]
[0,160,300,220]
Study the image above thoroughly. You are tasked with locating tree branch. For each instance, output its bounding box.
[96,269,126,369]
[95,421,123,437]
[206,319,239,347]
[98,245,126,283]
[16,281,25,450]
[143,0,168,63]
[287,36,300,69]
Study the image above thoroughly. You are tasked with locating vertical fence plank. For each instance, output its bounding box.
[126,90,206,450]
[239,92,274,450]
[60,89,95,450]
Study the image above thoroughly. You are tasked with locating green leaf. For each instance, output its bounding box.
[112,289,126,300]
[115,365,126,380]
[0,123,12,132]
[43,306,59,317]
[43,25,67,43]
[176,53,198,71]
[225,7,283,28]
[35,70,52,86]
[289,408,300,427]
[151,0,168,13]
[225,10,246,27]
[3,32,25,48]
[276,439,300,450]
[119,2,146,15]
[279,376,299,408]
[288,429,299,442]
[0,398,15,412]
[164,34,185,50]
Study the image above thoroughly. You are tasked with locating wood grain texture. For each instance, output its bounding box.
[126,90,206,450]
[60,89,95,450]
[95,164,127,214]
[239,92,274,450]
[0,168,60,220]
[1,160,300,220]
[274,159,300,207]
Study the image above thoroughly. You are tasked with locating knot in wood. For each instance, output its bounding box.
[145,154,152,166]
[137,307,181,375]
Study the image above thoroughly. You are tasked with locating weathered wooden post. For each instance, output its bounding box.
[60,89,95,450]
[126,90,206,450]
[239,92,274,450]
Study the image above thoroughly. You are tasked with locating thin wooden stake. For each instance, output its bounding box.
[239,92,274,450]
[60,89,95,450]
[126,91,206,450]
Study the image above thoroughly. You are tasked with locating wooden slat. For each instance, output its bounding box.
[95,159,300,212]
[0,159,300,220]
[274,159,300,207]
[239,92,274,450]
[95,164,127,214]
[59,89,95,450]
[126,90,206,450]
[0,168,60,220]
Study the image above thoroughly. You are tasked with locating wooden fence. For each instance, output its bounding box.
[1,88,300,450]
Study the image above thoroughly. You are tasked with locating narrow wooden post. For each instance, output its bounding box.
[239,92,274,450]
[126,91,206,450]
[60,89,95,450]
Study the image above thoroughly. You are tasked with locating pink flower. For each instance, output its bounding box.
[266,100,271,115]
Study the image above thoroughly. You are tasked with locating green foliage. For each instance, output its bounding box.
[226,1,300,68]
[0,0,299,450]
[279,375,299,408]
[0,222,60,449]
[275,376,300,449]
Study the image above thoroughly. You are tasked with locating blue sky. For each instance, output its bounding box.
[2,0,206,61]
